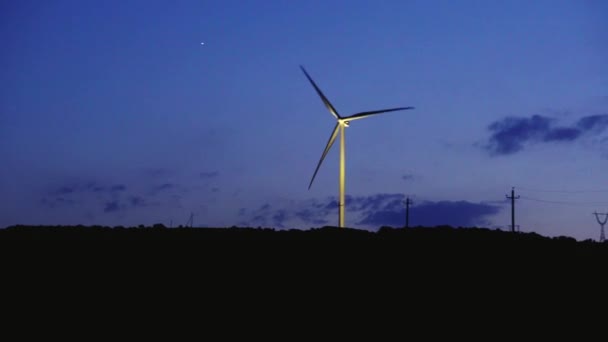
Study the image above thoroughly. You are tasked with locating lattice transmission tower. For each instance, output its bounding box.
[593,212,607,243]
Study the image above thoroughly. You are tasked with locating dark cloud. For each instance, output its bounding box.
[56,186,75,195]
[152,183,175,193]
[52,182,101,195]
[200,171,219,179]
[145,168,173,178]
[252,215,266,225]
[401,174,415,181]
[244,199,334,227]
[577,114,608,132]
[325,200,339,210]
[295,209,328,225]
[40,197,79,208]
[129,196,146,207]
[272,210,288,227]
[240,193,501,229]
[45,180,129,212]
[89,184,105,193]
[359,200,501,227]
[211,187,220,193]
[484,114,608,155]
[51,181,127,196]
[485,115,552,155]
[104,201,121,213]
[43,179,165,217]
[543,127,581,142]
[44,180,154,217]
[111,184,127,192]
[347,193,404,212]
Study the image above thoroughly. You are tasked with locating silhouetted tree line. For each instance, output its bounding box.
[1,224,605,254]
[2,225,607,289]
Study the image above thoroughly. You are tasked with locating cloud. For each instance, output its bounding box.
[52,182,101,195]
[104,201,121,213]
[576,114,608,132]
[111,184,127,192]
[543,127,581,142]
[129,196,147,207]
[50,181,128,196]
[401,174,415,181]
[156,183,174,191]
[359,200,502,227]
[200,171,219,179]
[145,168,173,178]
[44,180,124,212]
[40,196,79,208]
[149,183,179,195]
[272,210,288,227]
[239,193,501,229]
[56,186,75,195]
[44,179,155,216]
[485,115,552,155]
[295,209,329,225]
[483,114,608,155]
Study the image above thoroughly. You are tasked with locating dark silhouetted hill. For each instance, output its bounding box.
[2,225,605,307]
[2,225,605,263]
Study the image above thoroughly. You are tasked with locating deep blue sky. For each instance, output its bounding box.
[2,0,607,240]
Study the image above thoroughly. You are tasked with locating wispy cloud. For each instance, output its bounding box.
[104,201,121,213]
[40,196,79,208]
[155,183,174,191]
[50,181,127,196]
[129,196,147,207]
[401,174,415,182]
[43,179,153,215]
[145,168,173,178]
[200,171,219,179]
[111,184,127,192]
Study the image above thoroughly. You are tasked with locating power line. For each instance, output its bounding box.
[517,186,608,194]
[520,195,608,207]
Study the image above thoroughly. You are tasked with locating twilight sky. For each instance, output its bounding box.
[2,0,607,240]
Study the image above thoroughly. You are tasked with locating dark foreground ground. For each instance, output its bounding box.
[1,225,606,312]
[2,225,606,264]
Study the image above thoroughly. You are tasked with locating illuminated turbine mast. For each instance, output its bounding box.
[301,66,414,228]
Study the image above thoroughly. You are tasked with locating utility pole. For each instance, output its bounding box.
[506,187,520,233]
[593,212,607,243]
[403,197,413,228]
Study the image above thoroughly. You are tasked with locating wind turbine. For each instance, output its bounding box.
[301,66,414,228]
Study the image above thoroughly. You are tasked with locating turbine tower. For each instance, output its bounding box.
[301,66,414,228]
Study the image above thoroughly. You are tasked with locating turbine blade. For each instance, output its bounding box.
[300,66,340,119]
[309,123,340,190]
[343,106,414,121]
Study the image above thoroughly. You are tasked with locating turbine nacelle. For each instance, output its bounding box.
[339,119,350,127]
